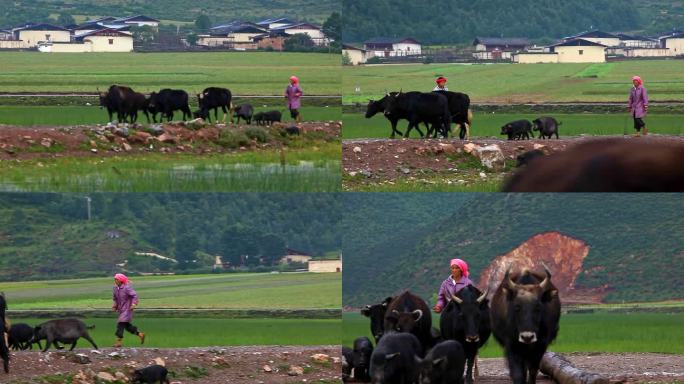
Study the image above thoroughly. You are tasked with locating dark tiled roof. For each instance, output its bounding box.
[567,30,618,39]
[551,38,607,47]
[18,23,68,31]
[114,15,160,23]
[364,37,420,45]
[473,37,531,46]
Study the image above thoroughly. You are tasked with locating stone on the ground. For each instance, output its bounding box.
[474,144,505,170]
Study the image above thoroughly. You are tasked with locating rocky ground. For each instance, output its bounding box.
[342,135,684,190]
[344,353,684,384]
[5,345,341,384]
[0,121,341,161]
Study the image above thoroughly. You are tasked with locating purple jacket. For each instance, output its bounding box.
[436,275,473,309]
[285,84,303,109]
[113,284,139,322]
[629,86,649,118]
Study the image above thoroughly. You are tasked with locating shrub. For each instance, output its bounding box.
[245,127,269,143]
[217,130,250,148]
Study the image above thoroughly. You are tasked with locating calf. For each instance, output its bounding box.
[361,296,393,344]
[501,120,533,140]
[532,117,560,139]
[31,318,98,352]
[132,364,170,384]
[233,104,254,124]
[259,110,282,126]
[370,332,422,384]
[417,340,466,384]
[353,336,374,382]
[8,323,41,350]
[503,139,684,192]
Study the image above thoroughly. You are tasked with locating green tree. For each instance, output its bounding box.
[322,12,341,43]
[57,13,75,26]
[342,51,352,66]
[284,33,314,52]
[195,14,212,33]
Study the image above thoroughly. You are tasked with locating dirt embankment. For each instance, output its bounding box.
[5,346,342,384]
[343,136,684,188]
[0,121,341,161]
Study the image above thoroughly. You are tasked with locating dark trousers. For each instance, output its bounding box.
[115,322,139,338]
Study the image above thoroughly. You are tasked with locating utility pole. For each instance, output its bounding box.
[85,196,91,220]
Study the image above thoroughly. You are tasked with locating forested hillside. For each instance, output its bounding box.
[342,194,683,305]
[0,0,338,26]
[0,193,341,281]
[343,0,683,44]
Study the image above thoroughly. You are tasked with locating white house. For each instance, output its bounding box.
[661,32,684,56]
[473,37,531,60]
[343,43,373,65]
[41,28,134,53]
[197,21,268,49]
[14,23,71,47]
[550,38,606,63]
[363,37,421,57]
[271,23,328,46]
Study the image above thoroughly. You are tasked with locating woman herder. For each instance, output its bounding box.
[433,258,472,313]
[628,75,649,136]
[112,273,145,347]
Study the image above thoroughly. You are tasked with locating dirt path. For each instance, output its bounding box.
[343,135,684,189]
[0,121,340,161]
[5,345,341,383]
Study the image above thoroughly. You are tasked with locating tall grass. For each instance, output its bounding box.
[342,60,684,103]
[343,112,684,139]
[0,52,341,94]
[342,312,684,355]
[0,149,341,192]
[13,317,341,347]
[0,106,341,126]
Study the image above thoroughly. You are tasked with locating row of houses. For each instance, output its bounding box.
[343,29,684,64]
[196,17,329,50]
[213,248,342,273]
[0,15,159,52]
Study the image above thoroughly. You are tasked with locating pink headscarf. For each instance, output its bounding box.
[289,75,299,84]
[114,273,129,284]
[632,76,643,87]
[450,258,469,277]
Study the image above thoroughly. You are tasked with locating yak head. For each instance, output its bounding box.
[501,267,558,344]
[385,308,423,334]
[446,285,488,343]
[383,90,402,117]
[352,336,374,371]
[361,297,392,343]
[501,124,512,135]
[532,118,542,131]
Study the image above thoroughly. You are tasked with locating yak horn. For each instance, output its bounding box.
[412,309,423,322]
[539,266,552,291]
[477,288,489,303]
[450,294,463,304]
[505,266,519,290]
[392,309,400,316]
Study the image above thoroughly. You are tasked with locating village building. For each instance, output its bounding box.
[111,15,160,28]
[256,17,298,30]
[343,43,374,65]
[472,37,531,60]
[563,30,620,47]
[254,32,287,50]
[270,22,328,46]
[363,37,421,57]
[661,32,684,56]
[279,248,313,265]
[308,258,342,273]
[550,38,607,63]
[14,23,71,47]
[197,21,268,49]
[38,28,133,52]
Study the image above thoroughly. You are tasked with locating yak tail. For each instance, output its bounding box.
[467,109,473,127]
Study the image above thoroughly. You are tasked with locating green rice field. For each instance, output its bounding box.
[343,112,684,138]
[343,60,684,103]
[13,317,340,347]
[5,273,341,310]
[0,52,341,95]
[0,148,341,192]
[342,312,684,355]
[0,105,341,126]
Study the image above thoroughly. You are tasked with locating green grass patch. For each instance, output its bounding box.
[343,174,503,192]
[14,317,341,347]
[343,312,684,355]
[343,60,684,103]
[0,147,341,192]
[3,273,341,310]
[0,106,340,126]
[0,52,341,95]
[343,112,684,138]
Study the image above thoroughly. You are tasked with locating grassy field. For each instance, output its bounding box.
[343,312,684,355]
[343,175,503,192]
[4,273,341,310]
[343,60,684,103]
[0,106,341,126]
[13,317,340,347]
[343,112,684,138]
[0,148,341,192]
[0,52,341,94]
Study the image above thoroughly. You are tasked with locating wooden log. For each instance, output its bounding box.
[540,352,609,384]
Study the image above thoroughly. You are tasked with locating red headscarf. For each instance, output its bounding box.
[114,273,129,284]
[449,258,469,277]
[290,75,299,84]
[632,75,643,87]
[436,76,447,85]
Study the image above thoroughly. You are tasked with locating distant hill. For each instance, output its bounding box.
[343,0,683,44]
[0,193,341,281]
[342,194,684,306]
[0,0,338,27]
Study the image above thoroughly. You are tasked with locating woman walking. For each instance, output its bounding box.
[628,75,649,136]
[285,75,303,124]
[112,273,145,347]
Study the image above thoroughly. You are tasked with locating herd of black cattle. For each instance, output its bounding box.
[343,267,561,384]
[0,296,170,383]
[365,90,560,140]
[98,85,284,126]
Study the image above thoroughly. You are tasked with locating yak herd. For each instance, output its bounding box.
[97,85,284,126]
[344,267,561,384]
[365,90,563,140]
